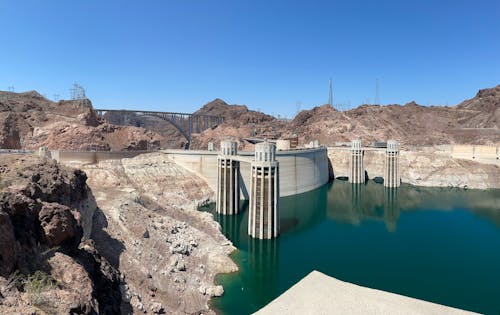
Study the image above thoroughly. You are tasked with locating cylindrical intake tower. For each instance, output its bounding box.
[248,141,280,239]
[349,139,365,184]
[216,141,240,215]
[384,140,400,188]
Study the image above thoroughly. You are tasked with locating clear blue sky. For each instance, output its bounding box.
[1,0,499,117]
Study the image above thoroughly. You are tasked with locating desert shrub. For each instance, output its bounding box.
[23,270,57,312]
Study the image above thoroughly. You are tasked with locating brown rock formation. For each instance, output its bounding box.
[0,155,125,314]
[191,98,287,150]
[191,85,500,149]
[0,90,163,151]
[39,202,81,247]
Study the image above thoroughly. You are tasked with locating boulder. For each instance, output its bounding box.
[199,285,224,297]
[38,202,81,247]
[47,252,98,313]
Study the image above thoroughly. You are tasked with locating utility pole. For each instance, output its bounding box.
[295,101,302,116]
[328,78,333,106]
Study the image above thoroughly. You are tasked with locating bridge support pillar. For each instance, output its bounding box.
[384,140,400,188]
[248,141,280,239]
[349,139,365,184]
[216,141,240,215]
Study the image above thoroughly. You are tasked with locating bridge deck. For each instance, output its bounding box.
[94,108,224,148]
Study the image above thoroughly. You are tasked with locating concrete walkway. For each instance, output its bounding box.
[254,271,478,315]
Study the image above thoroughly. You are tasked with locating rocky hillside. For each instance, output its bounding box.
[2,85,498,151]
[191,85,500,149]
[0,91,162,151]
[0,155,124,314]
[456,85,500,128]
[79,153,237,314]
[191,98,289,150]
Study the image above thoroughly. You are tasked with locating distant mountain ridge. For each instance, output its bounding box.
[1,85,498,150]
[191,85,500,148]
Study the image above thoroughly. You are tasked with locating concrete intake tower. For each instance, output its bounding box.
[216,141,240,215]
[384,140,401,188]
[248,141,280,239]
[349,139,365,184]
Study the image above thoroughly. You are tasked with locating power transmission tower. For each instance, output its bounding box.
[53,94,60,101]
[70,82,86,100]
[375,78,380,105]
[328,78,333,106]
[7,86,14,92]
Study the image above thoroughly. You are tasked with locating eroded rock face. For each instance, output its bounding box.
[0,210,15,276]
[81,153,238,314]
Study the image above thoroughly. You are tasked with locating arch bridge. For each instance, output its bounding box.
[95,109,224,148]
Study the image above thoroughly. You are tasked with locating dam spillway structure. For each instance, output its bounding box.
[384,140,401,188]
[248,141,280,239]
[349,139,365,184]
[216,141,240,215]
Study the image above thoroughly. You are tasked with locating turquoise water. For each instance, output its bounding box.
[200,181,500,315]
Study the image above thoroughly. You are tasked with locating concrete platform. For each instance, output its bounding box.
[254,271,478,315]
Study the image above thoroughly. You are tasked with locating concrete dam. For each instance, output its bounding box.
[50,139,406,239]
[163,146,330,199]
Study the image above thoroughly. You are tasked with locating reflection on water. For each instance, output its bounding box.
[328,182,401,231]
[204,181,500,315]
[384,188,399,232]
[328,180,500,232]
[247,237,280,301]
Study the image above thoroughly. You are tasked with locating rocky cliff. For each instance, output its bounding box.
[0,155,124,314]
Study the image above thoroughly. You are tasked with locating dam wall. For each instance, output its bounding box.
[163,147,329,198]
[51,150,150,164]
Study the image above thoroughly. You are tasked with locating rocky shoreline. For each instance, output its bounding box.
[78,153,237,314]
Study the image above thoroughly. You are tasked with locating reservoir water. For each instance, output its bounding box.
[200,181,500,315]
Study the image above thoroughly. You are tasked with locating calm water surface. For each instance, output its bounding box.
[200,181,500,315]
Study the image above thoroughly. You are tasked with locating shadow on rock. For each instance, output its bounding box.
[89,203,133,314]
